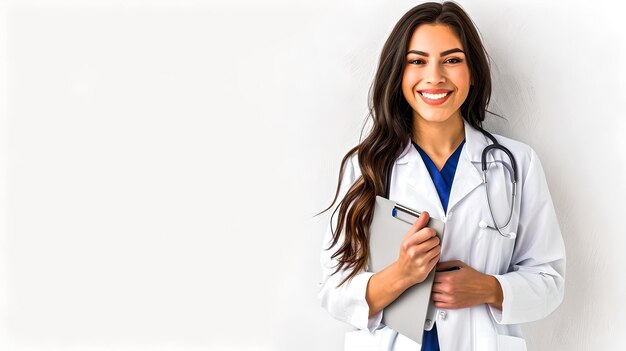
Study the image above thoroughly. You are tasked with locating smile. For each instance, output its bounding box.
[417,90,452,105]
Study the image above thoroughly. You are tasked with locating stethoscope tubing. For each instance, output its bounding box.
[384,127,518,238]
[478,129,518,238]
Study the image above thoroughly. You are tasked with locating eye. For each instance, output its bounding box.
[444,57,463,64]
[408,59,426,65]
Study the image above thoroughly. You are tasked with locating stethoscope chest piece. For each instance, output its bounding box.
[478,220,517,239]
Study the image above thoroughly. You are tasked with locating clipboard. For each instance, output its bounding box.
[368,195,445,344]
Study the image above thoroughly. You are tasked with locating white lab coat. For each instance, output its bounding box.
[318,120,566,351]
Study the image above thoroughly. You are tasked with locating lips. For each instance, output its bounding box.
[417,89,452,105]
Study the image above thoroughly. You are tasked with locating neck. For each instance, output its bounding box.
[412,114,465,159]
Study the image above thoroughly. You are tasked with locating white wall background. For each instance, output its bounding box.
[1,0,625,350]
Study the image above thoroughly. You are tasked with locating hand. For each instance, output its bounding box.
[393,211,441,289]
[431,260,503,310]
[365,211,441,318]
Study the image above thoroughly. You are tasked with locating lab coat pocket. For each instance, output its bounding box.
[496,334,527,351]
[473,224,516,273]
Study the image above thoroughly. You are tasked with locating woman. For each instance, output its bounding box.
[317,2,566,351]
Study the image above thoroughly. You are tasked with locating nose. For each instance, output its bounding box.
[425,62,445,84]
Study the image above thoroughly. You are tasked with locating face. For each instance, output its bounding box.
[402,24,471,125]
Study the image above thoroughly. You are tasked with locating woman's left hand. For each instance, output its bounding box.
[431,260,503,310]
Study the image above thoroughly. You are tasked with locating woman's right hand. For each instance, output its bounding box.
[394,211,441,288]
[365,211,441,318]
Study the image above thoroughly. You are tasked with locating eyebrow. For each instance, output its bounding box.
[406,48,465,57]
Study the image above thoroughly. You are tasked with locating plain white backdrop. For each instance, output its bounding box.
[1,0,625,350]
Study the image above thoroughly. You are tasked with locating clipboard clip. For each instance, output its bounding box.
[391,204,422,225]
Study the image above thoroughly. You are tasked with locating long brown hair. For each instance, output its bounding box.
[319,1,493,286]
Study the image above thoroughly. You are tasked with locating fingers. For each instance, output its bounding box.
[404,227,439,250]
[399,211,440,268]
[426,248,441,269]
[433,299,458,309]
[405,211,430,238]
[401,233,440,266]
[431,283,454,304]
[431,277,451,293]
[420,243,441,264]
[409,235,441,257]
[432,291,465,310]
[431,292,448,303]
[396,211,442,284]
[400,211,439,255]
[414,242,441,270]
[404,212,436,244]
[408,249,440,283]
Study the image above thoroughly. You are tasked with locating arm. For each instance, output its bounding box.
[318,227,384,332]
[431,148,565,321]
[366,211,440,317]
[431,260,504,310]
[319,220,441,330]
[317,155,384,332]
[488,148,566,324]
[318,157,441,331]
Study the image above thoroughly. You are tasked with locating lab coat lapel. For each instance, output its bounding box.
[446,121,488,213]
[394,140,444,217]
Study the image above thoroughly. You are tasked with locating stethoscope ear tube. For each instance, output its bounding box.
[481,144,518,183]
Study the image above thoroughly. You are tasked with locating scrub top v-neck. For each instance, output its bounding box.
[412,139,466,351]
[413,139,466,213]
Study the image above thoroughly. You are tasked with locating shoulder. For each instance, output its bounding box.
[490,133,536,164]
[489,132,546,187]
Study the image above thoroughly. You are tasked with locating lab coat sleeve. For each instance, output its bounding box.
[317,155,383,333]
[489,148,566,325]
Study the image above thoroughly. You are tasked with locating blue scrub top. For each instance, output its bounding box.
[412,139,466,351]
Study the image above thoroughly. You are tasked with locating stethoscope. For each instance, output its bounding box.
[385,128,518,239]
[477,129,518,239]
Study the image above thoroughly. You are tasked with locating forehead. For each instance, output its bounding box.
[407,24,464,53]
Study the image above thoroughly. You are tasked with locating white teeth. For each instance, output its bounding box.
[421,92,449,100]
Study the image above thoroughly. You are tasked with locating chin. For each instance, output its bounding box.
[415,112,456,124]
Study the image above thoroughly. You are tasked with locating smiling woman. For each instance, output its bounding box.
[403,26,471,121]
[317,2,565,351]
[402,24,472,169]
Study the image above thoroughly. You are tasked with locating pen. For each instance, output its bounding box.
[441,266,461,272]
